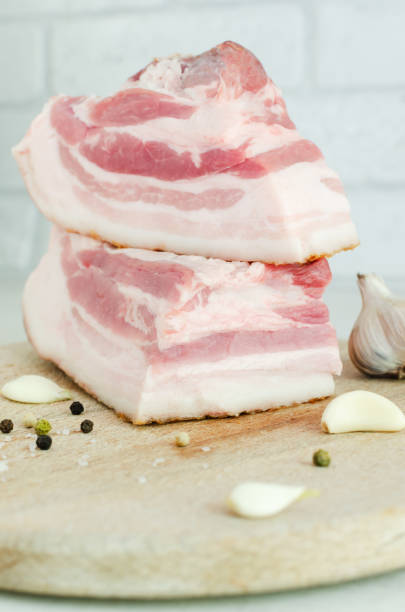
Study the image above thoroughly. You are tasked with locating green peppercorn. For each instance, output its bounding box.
[0,419,13,434]
[35,418,52,436]
[36,435,52,450]
[313,449,331,467]
[80,419,93,434]
[70,401,84,415]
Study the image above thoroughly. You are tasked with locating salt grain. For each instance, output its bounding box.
[201,446,211,452]
[78,454,89,467]
[0,461,8,473]
[138,475,147,484]
[152,457,165,467]
[62,428,70,435]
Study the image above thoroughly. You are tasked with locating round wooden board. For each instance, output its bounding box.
[1,342,405,599]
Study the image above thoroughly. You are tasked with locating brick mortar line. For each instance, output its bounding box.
[0,1,298,23]
[2,85,405,112]
[2,184,405,198]
[316,85,405,94]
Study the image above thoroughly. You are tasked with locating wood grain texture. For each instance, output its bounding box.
[0,342,405,599]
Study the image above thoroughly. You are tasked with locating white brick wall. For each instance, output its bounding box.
[287,92,405,186]
[0,193,38,270]
[0,0,404,279]
[317,1,405,88]
[50,4,305,95]
[0,24,45,102]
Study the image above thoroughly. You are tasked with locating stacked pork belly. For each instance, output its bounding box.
[14,41,358,424]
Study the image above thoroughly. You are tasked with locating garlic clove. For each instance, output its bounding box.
[321,390,405,433]
[226,482,307,519]
[1,375,72,404]
[349,273,405,378]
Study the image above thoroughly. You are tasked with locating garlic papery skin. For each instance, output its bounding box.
[1,375,72,404]
[349,273,405,378]
[321,390,405,433]
[227,482,306,519]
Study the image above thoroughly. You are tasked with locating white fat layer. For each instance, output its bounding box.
[148,346,342,382]
[159,286,306,347]
[58,219,357,264]
[136,372,335,423]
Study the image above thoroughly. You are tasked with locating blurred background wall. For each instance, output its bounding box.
[1,0,404,281]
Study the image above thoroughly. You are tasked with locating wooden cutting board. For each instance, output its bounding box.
[1,342,405,599]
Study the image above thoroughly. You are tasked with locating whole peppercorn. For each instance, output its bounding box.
[36,434,52,451]
[313,449,331,467]
[0,419,13,434]
[35,418,52,436]
[70,401,84,415]
[80,419,93,434]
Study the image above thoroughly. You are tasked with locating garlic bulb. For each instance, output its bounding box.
[349,274,405,378]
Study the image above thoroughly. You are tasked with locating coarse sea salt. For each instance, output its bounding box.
[78,454,89,467]
[201,446,211,452]
[0,460,8,473]
[138,475,147,484]
[152,457,165,467]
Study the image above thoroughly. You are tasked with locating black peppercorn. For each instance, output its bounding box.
[36,434,52,450]
[0,419,13,434]
[70,401,84,415]
[80,419,93,434]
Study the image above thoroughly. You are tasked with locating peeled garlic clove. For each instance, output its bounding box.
[321,390,405,433]
[349,273,405,378]
[1,375,72,404]
[227,482,306,519]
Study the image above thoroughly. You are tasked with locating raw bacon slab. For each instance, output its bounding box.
[23,226,342,424]
[14,41,358,264]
